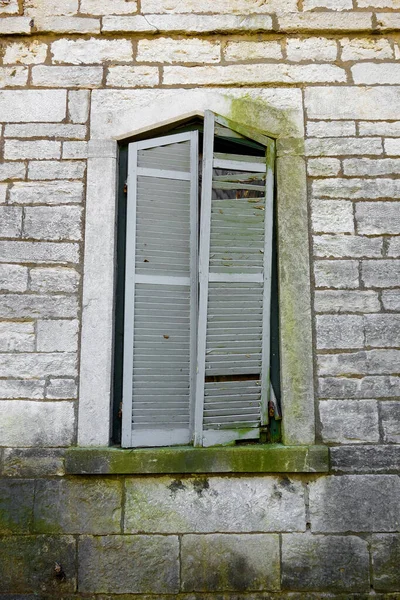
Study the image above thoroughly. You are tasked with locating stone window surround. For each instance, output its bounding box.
[77,88,316,460]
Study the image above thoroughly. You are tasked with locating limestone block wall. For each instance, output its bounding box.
[1,0,400,597]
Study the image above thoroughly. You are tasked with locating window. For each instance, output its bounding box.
[117,110,278,448]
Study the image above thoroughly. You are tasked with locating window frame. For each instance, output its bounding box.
[78,91,315,450]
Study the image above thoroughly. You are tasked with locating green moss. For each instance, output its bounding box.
[65,445,329,475]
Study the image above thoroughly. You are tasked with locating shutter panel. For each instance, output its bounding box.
[122,132,198,448]
[194,112,275,447]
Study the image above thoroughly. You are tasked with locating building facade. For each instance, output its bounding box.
[1,0,400,596]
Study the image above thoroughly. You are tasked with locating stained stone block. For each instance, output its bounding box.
[309,475,400,532]
[381,401,400,443]
[372,534,400,591]
[331,445,400,473]
[34,478,122,534]
[78,535,179,594]
[282,534,369,592]
[181,534,280,592]
[0,535,76,593]
[3,448,66,477]
[124,476,306,533]
[0,479,34,533]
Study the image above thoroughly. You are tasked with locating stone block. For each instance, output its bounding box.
[37,319,79,352]
[307,120,356,137]
[372,534,400,591]
[319,375,400,398]
[51,38,133,64]
[309,475,400,532]
[81,0,138,13]
[24,0,78,17]
[62,141,88,159]
[5,123,86,139]
[10,181,83,205]
[340,37,393,60]
[344,158,400,176]
[307,158,340,177]
[32,66,103,88]
[224,41,282,61]
[141,0,297,12]
[313,178,400,199]
[353,63,400,84]
[0,162,26,181]
[381,402,400,443]
[3,448,66,477]
[319,399,379,443]
[385,138,400,155]
[106,66,160,87]
[0,16,32,34]
[3,41,48,65]
[0,91,66,123]
[360,0,400,6]
[124,476,306,533]
[46,378,78,399]
[181,534,280,592]
[316,314,364,350]
[365,314,400,347]
[78,535,179,594]
[0,184,6,203]
[315,290,380,313]
[23,206,82,241]
[0,352,77,377]
[163,64,346,85]
[311,200,354,233]
[0,321,34,352]
[304,0,353,7]
[101,14,159,32]
[314,259,359,289]
[356,202,400,235]
[306,137,382,156]
[0,0,18,14]
[362,121,400,136]
[313,234,382,258]
[388,235,400,257]
[306,86,400,120]
[0,264,28,292]
[68,90,90,123]
[331,445,400,473]
[286,37,337,62]
[279,12,372,31]
[0,535,76,594]
[138,37,220,63]
[28,161,86,181]
[35,16,101,33]
[382,290,400,310]
[0,379,44,400]
[362,259,400,287]
[34,478,122,534]
[0,67,28,88]
[29,267,79,293]
[0,400,75,447]
[0,294,78,318]
[318,349,400,376]
[0,206,22,238]
[282,534,369,591]
[0,479,34,533]
[4,140,61,161]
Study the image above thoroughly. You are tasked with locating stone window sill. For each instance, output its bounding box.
[65,444,329,475]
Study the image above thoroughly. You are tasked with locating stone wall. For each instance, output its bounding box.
[1,0,400,596]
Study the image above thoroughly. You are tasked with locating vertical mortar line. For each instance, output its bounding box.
[303,479,311,530]
[120,477,126,533]
[377,398,384,444]
[278,531,283,591]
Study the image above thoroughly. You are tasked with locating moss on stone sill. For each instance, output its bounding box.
[65,444,329,475]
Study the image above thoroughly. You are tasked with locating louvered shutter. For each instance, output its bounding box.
[122,132,198,448]
[194,112,275,447]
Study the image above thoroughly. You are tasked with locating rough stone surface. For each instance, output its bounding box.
[286,37,337,62]
[46,378,78,399]
[381,402,400,443]
[138,37,220,63]
[281,534,370,592]
[356,202,400,235]
[0,535,76,594]
[224,41,282,61]
[0,264,28,292]
[0,479,34,533]
[10,181,83,205]
[365,314,400,347]
[0,400,75,447]
[0,162,26,181]
[62,141,88,159]
[181,534,280,592]
[306,137,382,156]
[3,41,48,65]
[106,66,160,87]
[81,0,138,14]
[318,349,400,376]
[311,200,354,233]
[315,290,380,313]
[0,206,22,238]
[331,445,400,473]
[0,322,34,352]
[309,475,400,532]
[32,66,103,88]
[307,158,340,177]
[382,289,400,311]
[362,260,400,287]
[0,90,66,122]
[306,86,400,120]
[341,37,393,60]
[372,534,400,592]
[34,478,122,534]
[0,241,79,264]
[78,535,180,594]
[124,476,306,533]
[2,448,66,477]
[29,267,79,293]
[1,352,77,378]
[0,294,78,318]
[0,379,44,399]
[319,399,379,443]
[28,160,86,180]
[23,206,82,241]
[4,123,87,139]
[314,260,359,289]
[319,375,400,398]
[51,38,133,64]
[68,89,90,123]
[307,120,356,137]
[4,140,61,161]
[313,234,382,258]
[37,319,79,352]
[316,315,364,349]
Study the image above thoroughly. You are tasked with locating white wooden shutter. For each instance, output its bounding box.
[194,112,275,447]
[122,132,198,448]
